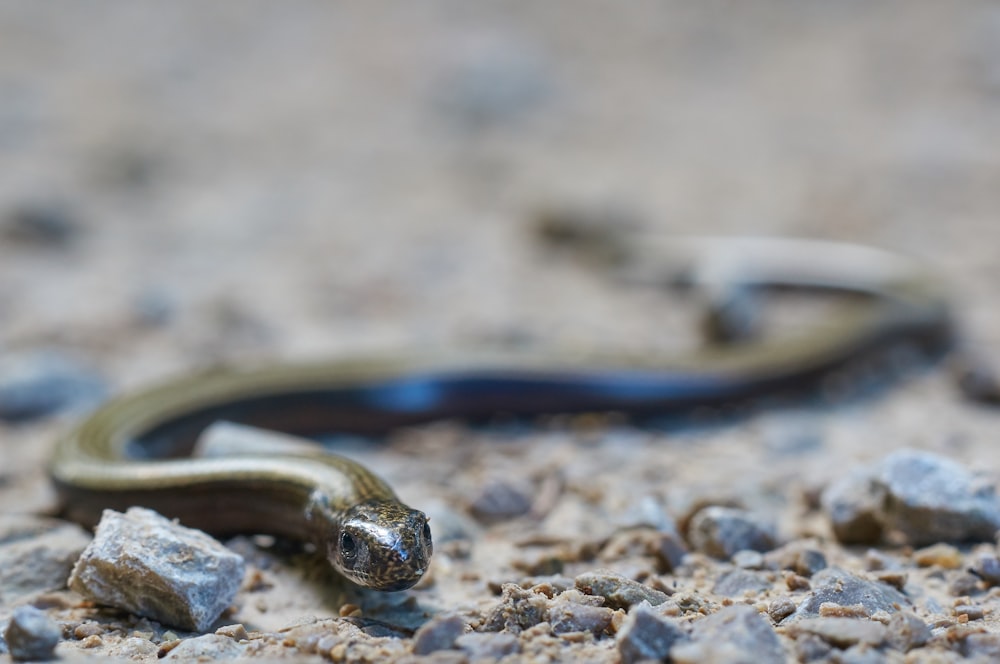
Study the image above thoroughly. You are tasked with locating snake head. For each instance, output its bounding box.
[329,500,432,591]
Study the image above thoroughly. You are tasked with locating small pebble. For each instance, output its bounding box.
[786,617,887,649]
[0,350,106,422]
[785,573,810,591]
[482,584,549,633]
[885,610,930,652]
[688,506,777,559]
[411,614,466,655]
[679,604,785,663]
[794,633,833,662]
[654,529,689,573]
[732,550,765,569]
[793,567,909,618]
[962,632,1000,659]
[953,604,985,621]
[871,570,907,591]
[949,572,982,597]
[215,623,249,640]
[973,554,1000,585]
[821,467,885,545]
[824,449,1000,546]
[616,601,686,664]
[4,606,60,661]
[163,634,244,660]
[0,516,92,604]
[575,569,670,609]
[878,449,1000,545]
[712,569,771,597]
[547,600,614,635]
[468,480,533,523]
[68,507,245,632]
[454,632,519,659]
[913,542,963,569]
[768,597,797,624]
[1,199,80,248]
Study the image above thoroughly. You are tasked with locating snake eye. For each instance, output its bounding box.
[422,521,432,545]
[340,532,357,562]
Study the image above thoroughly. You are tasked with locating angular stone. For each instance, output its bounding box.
[68,507,245,632]
[616,602,686,664]
[575,569,669,609]
[786,617,887,649]
[163,634,244,660]
[411,614,466,655]
[878,450,1000,545]
[821,467,884,545]
[454,632,519,659]
[0,516,91,604]
[794,567,909,618]
[468,480,533,523]
[688,507,777,559]
[4,605,61,661]
[677,605,785,664]
[713,569,771,597]
[547,600,614,635]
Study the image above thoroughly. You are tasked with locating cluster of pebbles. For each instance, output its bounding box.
[3,437,1000,662]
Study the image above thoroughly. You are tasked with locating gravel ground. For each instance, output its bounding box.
[3,2,1000,662]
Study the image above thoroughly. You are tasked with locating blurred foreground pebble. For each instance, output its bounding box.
[68,507,245,632]
[0,515,91,604]
[4,605,61,661]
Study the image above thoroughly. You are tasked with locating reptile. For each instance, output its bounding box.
[50,229,953,592]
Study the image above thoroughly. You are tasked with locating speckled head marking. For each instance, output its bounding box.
[329,499,432,591]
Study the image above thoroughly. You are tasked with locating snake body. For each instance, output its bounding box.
[51,237,952,591]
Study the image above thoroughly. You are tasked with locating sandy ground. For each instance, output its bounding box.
[3,2,1000,662]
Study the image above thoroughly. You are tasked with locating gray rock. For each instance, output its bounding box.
[972,553,1000,586]
[68,507,245,632]
[4,605,61,661]
[884,611,929,652]
[164,634,244,660]
[0,350,106,422]
[411,614,466,655]
[482,584,549,633]
[732,549,765,569]
[794,633,833,662]
[821,466,884,545]
[768,596,797,624]
[712,569,771,597]
[688,507,777,558]
[824,450,1000,547]
[963,632,1000,660]
[1,199,80,248]
[547,600,614,635]
[879,449,1000,545]
[575,569,670,609]
[0,516,92,604]
[675,605,785,664]
[454,632,519,659]
[794,567,909,618]
[616,601,686,664]
[765,543,828,577]
[786,617,887,649]
[468,480,533,523]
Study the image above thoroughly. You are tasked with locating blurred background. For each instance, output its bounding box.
[1,1,999,436]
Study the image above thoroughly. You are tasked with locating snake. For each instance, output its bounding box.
[50,232,953,592]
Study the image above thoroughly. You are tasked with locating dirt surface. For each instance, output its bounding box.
[3,2,1000,662]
